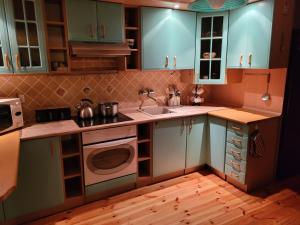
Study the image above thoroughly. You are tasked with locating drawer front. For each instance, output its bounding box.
[227,121,248,138]
[82,125,137,145]
[225,154,247,173]
[226,143,247,161]
[225,164,246,184]
[226,130,248,149]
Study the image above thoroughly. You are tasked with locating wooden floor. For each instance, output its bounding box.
[29,172,300,225]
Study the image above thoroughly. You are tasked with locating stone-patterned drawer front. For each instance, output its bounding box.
[226,143,247,161]
[226,154,247,173]
[225,164,246,184]
[227,121,249,138]
[226,130,248,149]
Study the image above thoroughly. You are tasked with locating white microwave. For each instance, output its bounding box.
[0,98,24,135]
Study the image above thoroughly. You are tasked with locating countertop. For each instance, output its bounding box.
[20,106,281,141]
[0,131,20,201]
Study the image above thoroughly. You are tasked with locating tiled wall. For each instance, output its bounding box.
[0,71,192,123]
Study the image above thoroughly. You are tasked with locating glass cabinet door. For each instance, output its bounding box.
[4,0,47,73]
[195,12,228,84]
[0,0,12,73]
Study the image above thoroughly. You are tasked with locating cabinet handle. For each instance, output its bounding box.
[165,56,169,68]
[4,53,11,70]
[88,25,94,38]
[100,24,106,39]
[15,54,21,70]
[248,54,252,66]
[173,56,177,68]
[231,149,242,161]
[189,119,193,134]
[181,119,185,135]
[239,54,243,66]
[280,32,285,52]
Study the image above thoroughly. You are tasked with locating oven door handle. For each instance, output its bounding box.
[84,137,137,149]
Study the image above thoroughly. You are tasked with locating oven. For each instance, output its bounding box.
[0,98,24,135]
[82,125,137,186]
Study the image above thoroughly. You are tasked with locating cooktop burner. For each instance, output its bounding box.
[73,113,133,128]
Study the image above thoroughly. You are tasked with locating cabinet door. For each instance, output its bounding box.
[97,2,124,43]
[141,7,172,70]
[4,0,48,73]
[207,116,227,173]
[4,137,64,220]
[186,116,207,169]
[171,10,196,70]
[245,0,274,69]
[0,203,4,223]
[0,0,12,74]
[66,0,97,42]
[153,119,186,177]
[227,6,248,68]
[195,12,228,84]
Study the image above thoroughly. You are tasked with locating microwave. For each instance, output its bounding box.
[0,98,24,135]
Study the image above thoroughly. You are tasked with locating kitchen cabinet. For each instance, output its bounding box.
[227,0,274,69]
[67,0,124,43]
[0,203,4,223]
[4,0,48,73]
[207,116,227,173]
[153,119,187,177]
[186,116,207,169]
[3,137,64,220]
[141,7,196,70]
[0,0,12,74]
[194,12,228,84]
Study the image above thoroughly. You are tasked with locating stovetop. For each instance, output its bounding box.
[73,113,134,128]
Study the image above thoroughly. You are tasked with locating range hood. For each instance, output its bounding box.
[70,42,131,58]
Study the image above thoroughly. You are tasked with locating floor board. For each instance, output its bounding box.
[28,172,300,225]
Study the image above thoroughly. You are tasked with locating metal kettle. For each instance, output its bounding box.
[75,99,94,119]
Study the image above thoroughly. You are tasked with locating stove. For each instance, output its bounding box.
[73,113,133,128]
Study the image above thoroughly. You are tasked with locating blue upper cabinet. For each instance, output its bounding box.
[66,0,98,42]
[227,0,274,69]
[141,7,196,70]
[0,0,12,74]
[67,0,124,43]
[4,0,48,73]
[97,2,124,43]
[194,12,228,84]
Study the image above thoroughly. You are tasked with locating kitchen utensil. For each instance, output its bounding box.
[99,102,119,117]
[76,99,94,119]
[262,73,271,101]
[203,52,216,59]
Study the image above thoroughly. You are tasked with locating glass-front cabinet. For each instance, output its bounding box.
[1,0,47,74]
[195,12,228,84]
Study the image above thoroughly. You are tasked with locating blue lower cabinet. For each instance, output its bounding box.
[0,203,4,223]
[3,137,65,220]
[153,119,187,177]
[207,116,227,173]
[85,174,137,197]
[186,116,207,168]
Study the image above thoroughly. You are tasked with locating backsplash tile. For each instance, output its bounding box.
[0,71,191,123]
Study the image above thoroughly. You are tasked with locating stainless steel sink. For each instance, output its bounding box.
[138,107,175,116]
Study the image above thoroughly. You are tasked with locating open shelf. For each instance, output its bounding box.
[138,142,151,158]
[44,0,64,22]
[138,160,151,177]
[64,177,83,198]
[138,123,151,141]
[63,156,81,177]
[61,134,80,156]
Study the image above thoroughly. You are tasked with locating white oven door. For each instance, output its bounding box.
[83,137,137,186]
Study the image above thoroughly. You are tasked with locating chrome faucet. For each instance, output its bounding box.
[138,88,157,109]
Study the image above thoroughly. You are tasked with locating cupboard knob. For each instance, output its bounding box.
[239,55,243,66]
[165,56,169,68]
[173,56,177,68]
[248,54,252,66]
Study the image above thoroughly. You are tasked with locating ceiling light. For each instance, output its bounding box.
[174,4,180,9]
[189,0,247,12]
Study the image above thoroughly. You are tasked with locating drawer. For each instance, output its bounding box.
[82,125,137,145]
[225,154,247,173]
[226,130,248,149]
[225,164,246,184]
[226,143,247,161]
[227,121,248,138]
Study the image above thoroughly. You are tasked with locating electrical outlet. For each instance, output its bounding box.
[17,94,25,103]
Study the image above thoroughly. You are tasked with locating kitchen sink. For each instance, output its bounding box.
[138,107,175,116]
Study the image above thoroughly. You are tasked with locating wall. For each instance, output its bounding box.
[206,68,287,114]
[0,71,192,123]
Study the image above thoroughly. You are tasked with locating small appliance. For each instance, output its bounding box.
[0,98,24,135]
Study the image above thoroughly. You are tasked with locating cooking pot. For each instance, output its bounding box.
[99,102,119,117]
